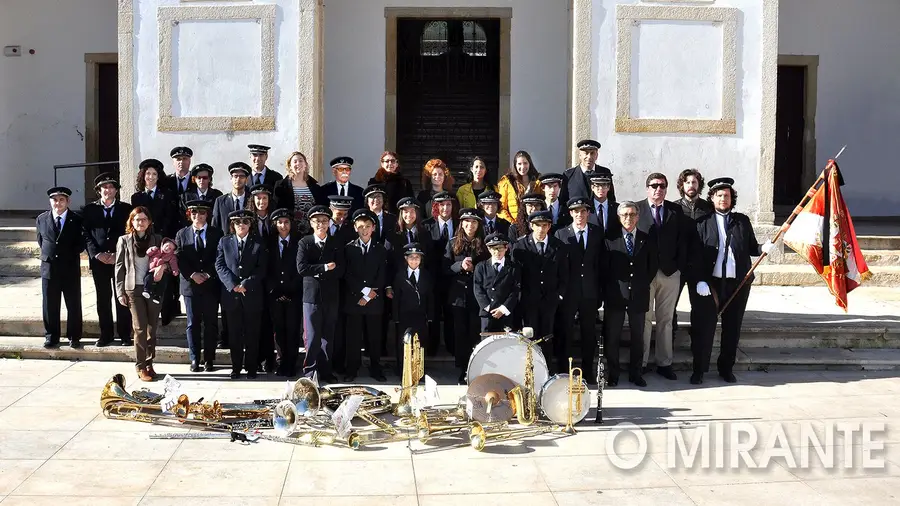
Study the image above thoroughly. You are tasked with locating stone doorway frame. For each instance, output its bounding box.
[84,52,118,199]
[775,54,819,217]
[383,7,512,172]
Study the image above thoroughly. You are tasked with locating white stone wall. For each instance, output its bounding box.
[129,0,300,195]
[323,0,569,184]
[780,0,900,217]
[591,0,768,216]
[0,0,118,209]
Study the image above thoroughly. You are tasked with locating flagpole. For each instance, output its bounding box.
[715,160,834,317]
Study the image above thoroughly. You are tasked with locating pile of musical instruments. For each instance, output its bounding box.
[100,327,605,451]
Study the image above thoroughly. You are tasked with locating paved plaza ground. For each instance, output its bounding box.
[0,358,898,505]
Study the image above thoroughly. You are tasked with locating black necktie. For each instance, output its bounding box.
[362,243,368,256]
[538,242,545,255]
[146,189,153,198]
[598,205,605,230]
[195,230,204,251]
[441,223,449,242]
[54,216,62,233]
[494,262,500,272]
[255,174,262,186]
[626,232,634,256]
[578,230,585,250]
[238,240,244,259]
[339,185,346,196]
[281,239,288,258]
[487,221,494,234]
[178,177,186,192]
[408,272,417,286]
[234,197,240,210]
[104,208,112,221]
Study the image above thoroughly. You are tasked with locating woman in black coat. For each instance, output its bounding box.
[444,207,488,384]
[273,151,323,236]
[368,151,414,215]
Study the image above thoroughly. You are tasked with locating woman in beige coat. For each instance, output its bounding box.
[115,206,165,381]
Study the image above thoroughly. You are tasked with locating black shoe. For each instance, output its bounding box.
[230,371,241,380]
[690,372,703,385]
[247,372,258,380]
[371,370,387,382]
[95,338,113,348]
[641,366,652,375]
[629,375,647,387]
[657,366,677,381]
[204,362,214,372]
[190,361,201,373]
[719,371,737,383]
[69,339,83,349]
[121,338,134,347]
[43,340,58,349]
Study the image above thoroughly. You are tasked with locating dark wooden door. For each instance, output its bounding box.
[774,65,805,206]
[396,19,500,189]
[98,63,119,167]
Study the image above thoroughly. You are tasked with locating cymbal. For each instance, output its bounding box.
[466,373,515,423]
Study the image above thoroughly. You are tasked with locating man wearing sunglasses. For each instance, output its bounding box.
[636,173,689,382]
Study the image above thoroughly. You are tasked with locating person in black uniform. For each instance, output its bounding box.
[327,195,357,244]
[297,205,344,382]
[673,168,713,348]
[602,201,658,387]
[508,192,545,241]
[82,173,133,347]
[266,208,302,377]
[392,243,434,372]
[392,197,434,270]
[182,164,223,207]
[473,232,521,332]
[215,209,268,379]
[249,183,276,373]
[166,146,196,226]
[538,173,572,233]
[176,200,222,372]
[364,184,398,245]
[445,208,489,383]
[587,172,617,235]
[326,194,356,377]
[248,144,284,188]
[478,190,511,237]
[422,191,457,355]
[512,210,569,373]
[690,177,773,384]
[555,196,604,384]
[321,157,364,212]
[340,209,389,382]
[562,139,615,204]
[37,186,85,349]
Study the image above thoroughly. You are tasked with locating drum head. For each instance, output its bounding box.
[539,374,591,424]
[466,335,549,391]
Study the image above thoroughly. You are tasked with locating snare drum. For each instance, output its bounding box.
[538,374,591,424]
[466,334,550,390]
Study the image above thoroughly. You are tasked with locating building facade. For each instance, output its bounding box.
[0,0,897,220]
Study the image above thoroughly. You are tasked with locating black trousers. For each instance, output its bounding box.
[270,296,301,375]
[692,278,751,375]
[227,301,261,374]
[452,306,481,370]
[257,297,275,370]
[560,296,599,382]
[184,291,218,364]
[396,310,428,371]
[523,301,559,373]
[480,314,513,333]
[427,284,454,356]
[302,301,336,378]
[343,313,384,375]
[42,275,82,343]
[602,308,646,380]
[91,264,131,341]
[160,271,182,325]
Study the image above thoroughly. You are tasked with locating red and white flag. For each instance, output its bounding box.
[782,160,872,311]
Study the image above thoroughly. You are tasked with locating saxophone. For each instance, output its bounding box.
[507,337,538,426]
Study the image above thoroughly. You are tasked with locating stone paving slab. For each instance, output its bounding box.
[0,359,898,503]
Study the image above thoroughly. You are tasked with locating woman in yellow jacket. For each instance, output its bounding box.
[456,156,497,209]
[497,150,542,223]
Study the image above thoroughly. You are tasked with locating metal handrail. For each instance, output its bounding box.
[53,161,120,187]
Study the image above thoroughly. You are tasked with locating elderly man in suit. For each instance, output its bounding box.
[320,157,364,212]
[562,139,616,204]
[602,201,658,387]
[38,186,85,349]
[82,173,132,347]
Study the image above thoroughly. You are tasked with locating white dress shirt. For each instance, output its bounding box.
[359,239,374,300]
[713,212,737,279]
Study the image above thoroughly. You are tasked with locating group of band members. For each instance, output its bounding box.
[38,139,775,385]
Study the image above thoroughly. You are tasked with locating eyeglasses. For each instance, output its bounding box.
[619,212,638,218]
[649,183,667,189]
[234,219,252,225]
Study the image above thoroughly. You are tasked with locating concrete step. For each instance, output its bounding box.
[857,236,900,250]
[3,337,900,372]
[780,249,900,267]
[0,241,90,260]
[0,257,91,277]
[0,227,38,242]
[754,264,900,287]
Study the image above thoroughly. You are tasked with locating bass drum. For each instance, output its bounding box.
[538,374,591,424]
[466,335,549,391]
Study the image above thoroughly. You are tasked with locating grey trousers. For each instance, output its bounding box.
[126,287,160,369]
[642,269,680,367]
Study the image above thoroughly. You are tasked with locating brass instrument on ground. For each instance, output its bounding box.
[506,339,539,425]
[564,357,586,435]
[468,421,561,452]
[257,429,350,448]
[347,429,419,449]
[416,412,474,442]
[394,329,424,418]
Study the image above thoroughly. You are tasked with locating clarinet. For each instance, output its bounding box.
[595,332,606,424]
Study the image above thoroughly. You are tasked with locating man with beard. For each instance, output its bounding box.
[673,169,714,348]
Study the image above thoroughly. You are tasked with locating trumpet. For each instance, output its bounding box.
[564,357,586,435]
[468,421,561,452]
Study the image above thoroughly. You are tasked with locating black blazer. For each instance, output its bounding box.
[389,224,435,272]
[130,188,176,236]
[182,188,223,206]
[473,258,521,317]
[482,217,511,238]
[368,173,415,215]
[511,234,569,306]
[297,234,345,304]
[81,200,132,270]
[320,181,364,211]
[547,200,573,234]
[210,193,250,233]
[637,199,689,277]
[175,225,222,296]
[165,173,197,200]
[587,199,618,237]
[249,167,284,188]
[603,228,658,312]
[562,165,615,204]
[215,234,267,311]
[272,176,324,212]
[445,241,489,308]
[392,268,434,322]
[423,217,458,268]
[343,239,388,315]
[36,210,85,280]
[266,234,301,299]
[554,223,604,301]
[373,211,398,245]
[692,212,762,285]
